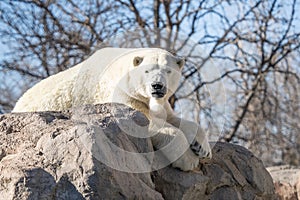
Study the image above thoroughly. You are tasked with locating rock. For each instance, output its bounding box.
[268,165,300,200]
[0,103,276,199]
[154,142,276,200]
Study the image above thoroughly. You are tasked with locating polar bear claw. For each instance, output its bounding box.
[190,140,212,159]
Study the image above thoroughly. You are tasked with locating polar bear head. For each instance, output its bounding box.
[116,48,185,102]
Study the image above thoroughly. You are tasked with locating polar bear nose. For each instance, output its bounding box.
[151,82,164,90]
[151,82,166,98]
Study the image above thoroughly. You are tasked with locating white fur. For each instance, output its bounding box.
[13,47,211,171]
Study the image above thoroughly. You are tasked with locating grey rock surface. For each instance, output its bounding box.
[0,103,276,199]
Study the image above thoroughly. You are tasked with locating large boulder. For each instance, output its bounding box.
[0,103,276,199]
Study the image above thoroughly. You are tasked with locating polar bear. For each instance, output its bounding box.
[13,47,212,171]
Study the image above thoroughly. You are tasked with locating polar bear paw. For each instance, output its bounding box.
[190,139,212,159]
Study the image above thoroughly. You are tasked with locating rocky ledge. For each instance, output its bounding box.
[0,103,276,199]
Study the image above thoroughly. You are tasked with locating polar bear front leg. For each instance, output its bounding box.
[168,116,212,160]
[149,98,211,171]
[150,98,212,160]
[149,122,200,171]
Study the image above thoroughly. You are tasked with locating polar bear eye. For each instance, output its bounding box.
[133,56,143,67]
[167,70,172,74]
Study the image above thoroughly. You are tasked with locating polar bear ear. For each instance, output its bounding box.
[133,56,144,67]
[176,57,185,69]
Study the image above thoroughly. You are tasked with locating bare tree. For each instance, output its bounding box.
[0,0,299,166]
[0,0,119,112]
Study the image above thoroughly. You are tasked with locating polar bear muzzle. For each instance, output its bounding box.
[151,82,166,98]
